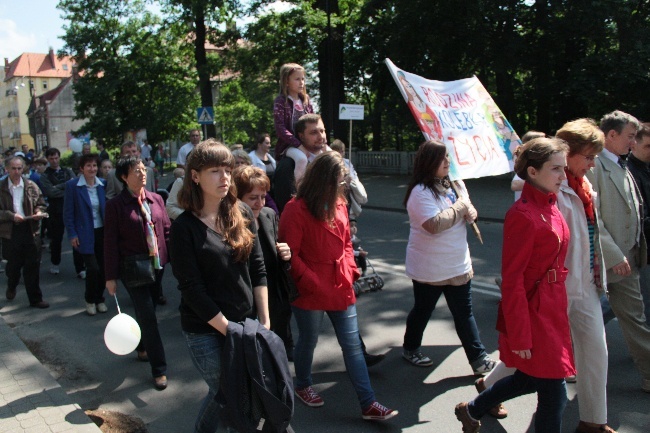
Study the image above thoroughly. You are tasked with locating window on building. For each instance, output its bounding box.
[62,64,68,71]
[42,81,48,90]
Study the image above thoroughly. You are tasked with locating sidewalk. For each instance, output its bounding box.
[0,315,101,433]
[360,173,514,222]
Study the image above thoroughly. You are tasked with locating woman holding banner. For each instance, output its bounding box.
[401,141,496,375]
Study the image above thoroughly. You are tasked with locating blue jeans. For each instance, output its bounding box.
[183,331,226,433]
[403,280,488,367]
[292,304,375,408]
[469,370,567,432]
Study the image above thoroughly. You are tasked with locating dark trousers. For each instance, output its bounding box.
[469,370,567,432]
[48,204,85,272]
[403,279,487,366]
[269,291,294,353]
[123,270,167,378]
[3,224,43,304]
[82,228,105,304]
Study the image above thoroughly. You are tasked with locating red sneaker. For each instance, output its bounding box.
[295,386,324,407]
[362,401,398,421]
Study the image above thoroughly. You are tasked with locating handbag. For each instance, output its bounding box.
[120,254,155,288]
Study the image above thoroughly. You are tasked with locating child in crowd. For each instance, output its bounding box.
[274,63,328,182]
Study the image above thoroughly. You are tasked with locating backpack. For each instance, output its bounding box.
[218,318,294,433]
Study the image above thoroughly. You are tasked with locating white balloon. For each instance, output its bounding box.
[69,138,83,153]
[104,313,141,355]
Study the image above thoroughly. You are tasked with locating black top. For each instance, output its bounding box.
[273,157,296,215]
[170,203,267,333]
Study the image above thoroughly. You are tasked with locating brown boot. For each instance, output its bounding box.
[575,421,617,433]
[454,402,480,433]
[474,377,508,419]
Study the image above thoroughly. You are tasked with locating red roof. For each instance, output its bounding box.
[4,50,75,82]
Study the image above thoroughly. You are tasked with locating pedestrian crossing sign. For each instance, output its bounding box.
[197,107,214,125]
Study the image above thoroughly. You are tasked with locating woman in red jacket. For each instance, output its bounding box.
[278,152,397,421]
[455,137,576,433]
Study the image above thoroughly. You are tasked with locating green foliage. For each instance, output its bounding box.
[58,0,199,147]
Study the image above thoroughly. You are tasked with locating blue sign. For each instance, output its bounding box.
[197,107,214,125]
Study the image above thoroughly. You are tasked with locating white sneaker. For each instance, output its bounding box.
[86,302,97,316]
[96,303,108,313]
[78,271,87,279]
[50,266,60,275]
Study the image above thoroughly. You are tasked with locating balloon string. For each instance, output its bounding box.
[113,294,122,315]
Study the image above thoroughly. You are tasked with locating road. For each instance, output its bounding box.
[1,208,649,432]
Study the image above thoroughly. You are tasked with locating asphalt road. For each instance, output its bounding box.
[1,208,649,432]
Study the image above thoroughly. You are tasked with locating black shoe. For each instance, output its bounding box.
[364,353,386,367]
[156,296,167,305]
[30,301,50,309]
[6,287,16,300]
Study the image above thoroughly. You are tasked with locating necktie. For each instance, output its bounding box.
[618,156,628,169]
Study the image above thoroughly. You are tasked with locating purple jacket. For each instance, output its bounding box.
[104,188,171,281]
[273,94,314,159]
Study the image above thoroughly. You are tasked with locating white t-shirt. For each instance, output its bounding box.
[405,182,472,282]
[512,173,523,201]
[176,142,195,166]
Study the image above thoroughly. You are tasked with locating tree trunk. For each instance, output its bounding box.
[194,7,217,138]
[315,0,346,142]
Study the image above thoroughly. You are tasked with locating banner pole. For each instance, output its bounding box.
[450,181,483,244]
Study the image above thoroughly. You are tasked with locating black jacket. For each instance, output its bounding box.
[218,318,294,433]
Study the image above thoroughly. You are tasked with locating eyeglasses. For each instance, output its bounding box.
[131,168,147,175]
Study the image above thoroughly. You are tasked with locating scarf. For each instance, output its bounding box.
[132,189,162,270]
[565,168,595,224]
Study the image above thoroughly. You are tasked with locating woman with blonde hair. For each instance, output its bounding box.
[556,119,615,433]
[169,139,269,433]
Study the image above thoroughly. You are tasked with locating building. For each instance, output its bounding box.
[1,49,75,152]
[28,76,87,154]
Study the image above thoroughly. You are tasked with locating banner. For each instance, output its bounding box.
[385,58,521,180]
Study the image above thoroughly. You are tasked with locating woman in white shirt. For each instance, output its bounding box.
[401,141,496,376]
[249,133,276,180]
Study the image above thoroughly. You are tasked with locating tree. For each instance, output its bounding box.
[160,0,244,139]
[58,0,198,146]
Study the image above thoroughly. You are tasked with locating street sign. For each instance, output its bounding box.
[338,104,364,120]
[197,107,214,125]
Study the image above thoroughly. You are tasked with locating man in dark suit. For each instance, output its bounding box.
[587,110,650,393]
[40,147,85,277]
[628,122,650,325]
[0,156,49,308]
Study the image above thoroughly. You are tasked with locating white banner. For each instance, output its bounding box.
[386,58,521,180]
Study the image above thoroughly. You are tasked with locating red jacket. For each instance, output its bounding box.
[498,182,576,379]
[278,198,359,311]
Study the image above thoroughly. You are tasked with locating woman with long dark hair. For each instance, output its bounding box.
[278,151,397,421]
[401,141,495,375]
[169,140,268,433]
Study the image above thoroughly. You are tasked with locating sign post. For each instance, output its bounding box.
[338,104,364,161]
[197,106,214,139]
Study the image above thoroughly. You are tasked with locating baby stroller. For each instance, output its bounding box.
[353,257,384,296]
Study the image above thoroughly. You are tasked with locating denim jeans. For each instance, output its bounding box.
[403,280,487,366]
[292,304,375,408]
[183,331,226,433]
[123,273,166,378]
[469,369,567,433]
